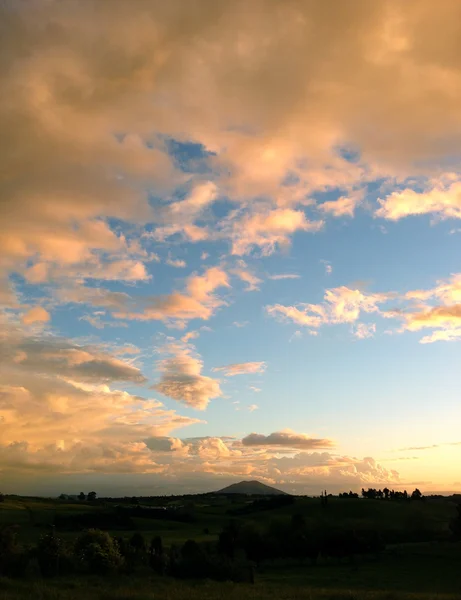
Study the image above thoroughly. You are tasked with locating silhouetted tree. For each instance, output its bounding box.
[383,487,390,499]
[78,492,86,501]
[411,488,422,500]
[87,491,97,501]
[0,493,5,503]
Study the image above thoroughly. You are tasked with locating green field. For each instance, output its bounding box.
[1,494,460,599]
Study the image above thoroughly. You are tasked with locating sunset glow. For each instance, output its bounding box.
[2,0,461,496]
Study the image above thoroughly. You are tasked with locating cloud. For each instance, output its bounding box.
[153,182,218,242]
[231,263,262,291]
[267,304,325,328]
[397,441,461,452]
[22,306,51,325]
[268,273,301,280]
[153,343,222,410]
[229,209,323,256]
[389,273,461,343]
[0,324,202,478]
[321,260,333,275]
[4,0,461,490]
[3,0,461,305]
[0,324,146,385]
[267,286,389,332]
[318,191,364,217]
[247,404,259,412]
[166,257,187,268]
[212,361,266,376]
[114,267,230,326]
[376,176,461,221]
[241,430,335,450]
[353,322,376,339]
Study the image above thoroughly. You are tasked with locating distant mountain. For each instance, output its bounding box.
[215,480,288,496]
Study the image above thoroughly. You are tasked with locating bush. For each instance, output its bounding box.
[0,526,29,578]
[35,529,74,577]
[74,529,124,574]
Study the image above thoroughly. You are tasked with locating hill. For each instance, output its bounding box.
[215,480,288,495]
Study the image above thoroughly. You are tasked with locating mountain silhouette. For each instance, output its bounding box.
[215,480,288,495]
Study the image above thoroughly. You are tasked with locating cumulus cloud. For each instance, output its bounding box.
[22,306,50,325]
[0,331,146,386]
[376,176,461,221]
[388,273,461,343]
[229,209,323,256]
[166,257,187,268]
[3,0,461,302]
[318,191,364,218]
[114,267,230,326]
[0,324,202,478]
[353,323,376,339]
[267,285,388,332]
[241,430,335,450]
[213,361,266,376]
[153,343,222,410]
[4,0,461,490]
[153,182,218,242]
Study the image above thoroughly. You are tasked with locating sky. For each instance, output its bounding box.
[2,0,461,496]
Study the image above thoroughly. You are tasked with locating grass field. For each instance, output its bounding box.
[1,495,456,546]
[1,495,460,599]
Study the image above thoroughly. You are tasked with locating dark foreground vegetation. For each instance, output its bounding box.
[1,489,461,599]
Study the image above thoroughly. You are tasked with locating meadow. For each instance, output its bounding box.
[1,493,460,599]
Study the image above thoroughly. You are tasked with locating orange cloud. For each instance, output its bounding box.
[318,191,364,217]
[267,286,388,331]
[114,267,229,326]
[22,306,50,325]
[376,176,461,221]
[230,209,323,256]
[212,361,266,376]
[153,344,222,410]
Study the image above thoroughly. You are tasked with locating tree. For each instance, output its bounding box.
[411,488,422,500]
[87,491,97,501]
[78,492,86,501]
[0,493,4,503]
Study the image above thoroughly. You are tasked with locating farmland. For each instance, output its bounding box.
[1,492,461,599]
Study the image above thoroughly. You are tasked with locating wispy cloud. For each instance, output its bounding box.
[212,361,266,376]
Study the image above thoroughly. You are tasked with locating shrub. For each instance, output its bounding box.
[74,529,124,574]
[36,529,73,577]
